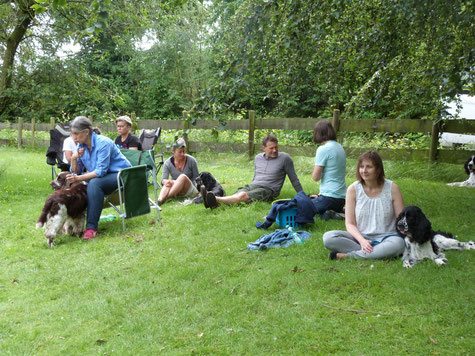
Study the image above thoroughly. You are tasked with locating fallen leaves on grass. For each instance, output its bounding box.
[291,266,304,273]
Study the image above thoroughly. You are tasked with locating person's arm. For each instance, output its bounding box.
[345,183,373,253]
[189,156,199,182]
[285,155,303,192]
[312,165,324,182]
[161,160,171,185]
[128,134,141,150]
[313,145,327,182]
[67,171,98,184]
[70,148,84,174]
[92,141,112,177]
[391,182,404,217]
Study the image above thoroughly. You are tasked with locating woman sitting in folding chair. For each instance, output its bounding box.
[114,115,142,150]
[159,138,199,205]
[66,116,131,240]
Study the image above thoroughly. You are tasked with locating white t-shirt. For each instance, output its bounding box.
[354,179,397,238]
[62,137,78,164]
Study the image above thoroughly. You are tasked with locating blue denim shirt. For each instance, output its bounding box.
[78,133,131,177]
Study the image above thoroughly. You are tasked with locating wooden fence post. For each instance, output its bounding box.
[183,110,190,153]
[31,118,36,148]
[50,117,55,130]
[429,119,440,162]
[17,117,23,149]
[332,109,340,132]
[248,110,256,160]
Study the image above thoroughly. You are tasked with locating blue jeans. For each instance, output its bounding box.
[86,173,119,230]
[312,195,345,216]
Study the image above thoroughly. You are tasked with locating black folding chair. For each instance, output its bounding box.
[46,123,71,180]
[138,127,164,186]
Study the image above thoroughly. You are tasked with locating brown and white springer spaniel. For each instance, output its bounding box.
[36,172,88,247]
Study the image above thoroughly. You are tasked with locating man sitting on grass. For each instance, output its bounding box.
[201,134,303,208]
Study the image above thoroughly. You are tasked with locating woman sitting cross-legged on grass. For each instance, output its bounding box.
[323,150,406,260]
[158,138,199,205]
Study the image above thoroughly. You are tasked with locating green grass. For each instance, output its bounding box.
[0,146,474,355]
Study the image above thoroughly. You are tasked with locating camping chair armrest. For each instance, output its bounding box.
[117,164,148,179]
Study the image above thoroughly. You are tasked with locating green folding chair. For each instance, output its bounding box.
[103,149,161,230]
[119,149,160,203]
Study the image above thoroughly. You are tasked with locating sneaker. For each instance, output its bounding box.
[329,251,338,260]
[321,210,345,221]
[200,186,209,208]
[82,229,98,240]
[206,192,219,209]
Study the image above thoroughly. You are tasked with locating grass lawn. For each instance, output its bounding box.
[0,146,474,355]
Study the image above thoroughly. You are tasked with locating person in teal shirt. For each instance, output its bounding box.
[311,119,347,219]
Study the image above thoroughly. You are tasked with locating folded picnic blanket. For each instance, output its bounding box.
[247,229,311,250]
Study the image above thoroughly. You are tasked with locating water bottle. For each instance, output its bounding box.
[287,225,303,245]
[100,214,117,222]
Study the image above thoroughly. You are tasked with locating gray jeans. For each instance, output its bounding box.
[323,230,405,259]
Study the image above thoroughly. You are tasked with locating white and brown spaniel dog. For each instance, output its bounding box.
[36,172,88,247]
[396,206,474,268]
[447,155,475,187]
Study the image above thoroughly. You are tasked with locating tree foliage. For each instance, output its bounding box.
[0,0,473,123]
[206,0,475,119]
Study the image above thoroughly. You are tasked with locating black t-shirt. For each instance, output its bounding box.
[115,133,142,150]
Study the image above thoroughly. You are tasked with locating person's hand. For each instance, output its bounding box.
[360,239,373,254]
[66,174,78,183]
[162,179,174,188]
[72,148,84,160]
[310,194,319,199]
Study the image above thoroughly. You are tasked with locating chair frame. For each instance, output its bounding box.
[138,127,164,186]
[47,124,72,179]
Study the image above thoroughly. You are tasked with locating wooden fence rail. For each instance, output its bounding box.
[0,111,474,163]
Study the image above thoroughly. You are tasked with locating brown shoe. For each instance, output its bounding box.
[206,192,219,209]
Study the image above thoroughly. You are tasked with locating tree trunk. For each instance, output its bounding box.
[0,0,36,116]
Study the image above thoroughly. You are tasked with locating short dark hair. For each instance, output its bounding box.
[356,150,385,186]
[262,134,278,147]
[313,119,336,143]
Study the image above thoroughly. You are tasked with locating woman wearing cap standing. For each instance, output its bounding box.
[159,138,199,204]
[115,115,142,150]
[67,116,131,240]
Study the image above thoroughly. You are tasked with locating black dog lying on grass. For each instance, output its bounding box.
[192,171,225,204]
[396,205,475,268]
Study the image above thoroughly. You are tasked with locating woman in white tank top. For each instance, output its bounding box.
[322,151,406,260]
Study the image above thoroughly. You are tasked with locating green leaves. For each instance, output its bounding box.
[205,0,474,119]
